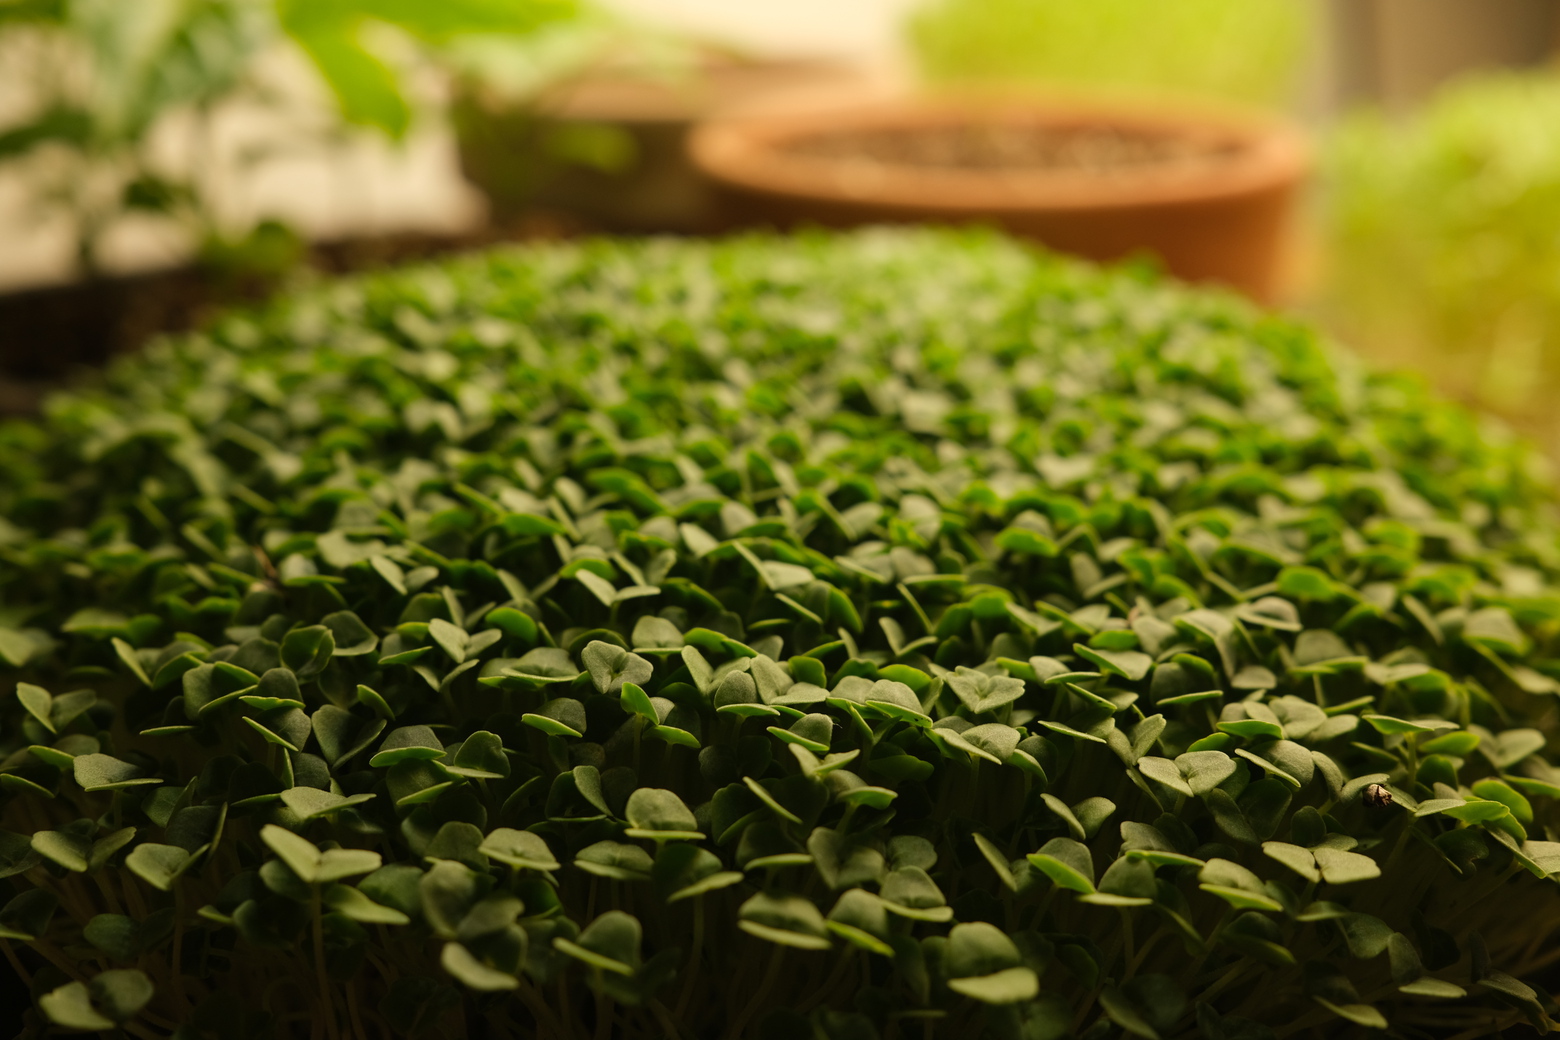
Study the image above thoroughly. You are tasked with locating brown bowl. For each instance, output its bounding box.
[688,97,1309,302]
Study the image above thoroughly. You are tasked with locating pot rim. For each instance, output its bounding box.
[689,96,1309,212]
[496,57,873,126]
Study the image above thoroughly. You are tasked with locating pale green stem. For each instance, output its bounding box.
[673,895,705,1022]
[312,885,339,1040]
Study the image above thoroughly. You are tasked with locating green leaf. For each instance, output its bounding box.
[370,725,445,766]
[575,841,654,882]
[311,706,384,768]
[1042,793,1115,842]
[74,754,160,793]
[442,941,518,990]
[357,684,395,719]
[1099,986,1161,1039]
[1261,841,1319,883]
[738,892,831,950]
[583,640,653,695]
[624,788,703,841]
[426,821,488,869]
[61,608,128,635]
[1234,596,1302,631]
[324,884,410,924]
[1081,855,1155,906]
[1462,607,1530,657]
[620,680,658,723]
[30,829,87,873]
[485,605,537,643]
[1312,998,1387,1029]
[0,889,57,941]
[124,843,193,891]
[479,829,559,871]
[112,637,152,687]
[259,824,380,884]
[39,981,115,1031]
[321,610,378,656]
[555,910,643,974]
[90,969,155,1022]
[1313,847,1381,885]
[631,616,685,652]
[279,786,375,820]
[1363,714,1453,735]
[1198,858,1282,911]
[418,859,485,940]
[972,833,1017,891]
[1074,642,1153,681]
[1138,756,1193,797]
[825,889,894,954]
[1399,977,1467,998]
[1027,837,1095,894]
[445,730,510,779]
[1276,566,1339,601]
[652,844,742,903]
[1177,751,1237,795]
[1481,728,1546,770]
[284,19,410,137]
[280,625,335,676]
[1217,719,1284,740]
[945,666,1026,714]
[371,555,408,595]
[428,618,470,663]
[1336,913,1394,958]
[521,697,587,738]
[879,867,952,921]
[1471,779,1534,825]
[0,628,37,667]
[17,682,54,732]
[948,966,1041,1004]
[945,922,1036,1003]
[84,914,141,960]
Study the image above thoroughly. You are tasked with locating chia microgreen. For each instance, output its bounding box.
[3,229,1560,1038]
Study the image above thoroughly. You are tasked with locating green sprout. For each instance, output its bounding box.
[2,228,1560,1038]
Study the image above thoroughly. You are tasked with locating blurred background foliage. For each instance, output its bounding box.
[1321,72,1560,450]
[906,0,1314,109]
[0,0,577,277]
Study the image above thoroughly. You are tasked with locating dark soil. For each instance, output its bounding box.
[0,213,578,417]
[782,122,1240,175]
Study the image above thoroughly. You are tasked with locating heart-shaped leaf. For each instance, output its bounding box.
[583,640,653,695]
[738,892,831,950]
[624,788,703,841]
[945,667,1026,714]
[259,825,380,884]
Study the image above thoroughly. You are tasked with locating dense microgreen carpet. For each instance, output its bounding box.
[3,229,1560,1040]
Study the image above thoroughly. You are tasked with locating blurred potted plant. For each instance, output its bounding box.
[689,0,1313,302]
[0,0,577,381]
[1321,69,1560,455]
[0,0,283,281]
[450,22,873,234]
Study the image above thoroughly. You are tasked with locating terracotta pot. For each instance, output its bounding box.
[688,97,1308,302]
[454,55,873,234]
